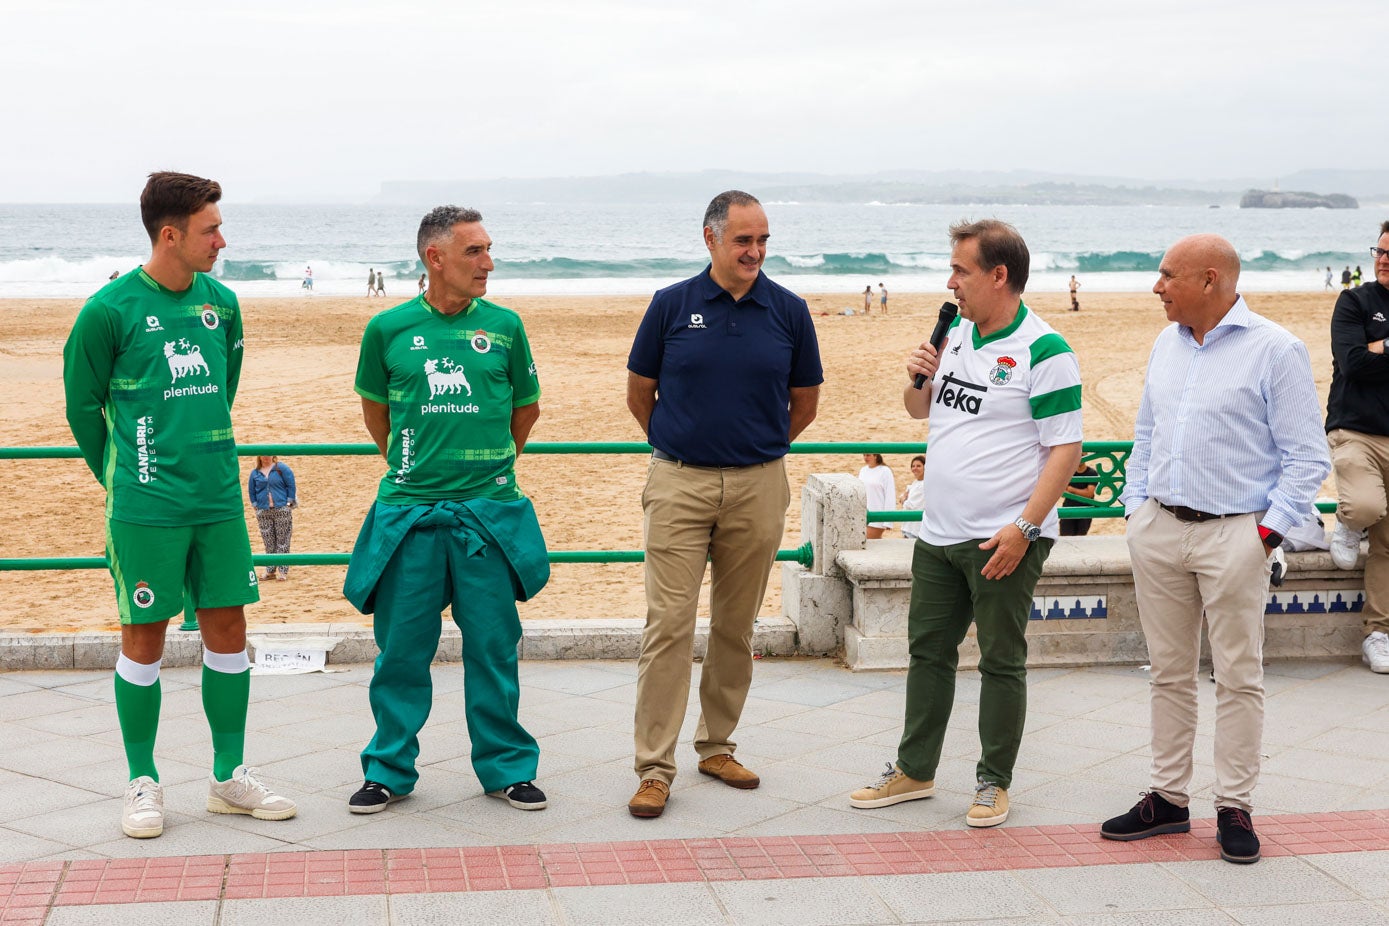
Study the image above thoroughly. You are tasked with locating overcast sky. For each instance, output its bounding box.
[1,0,1376,202]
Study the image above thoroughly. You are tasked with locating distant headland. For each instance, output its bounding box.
[1239,189,1358,209]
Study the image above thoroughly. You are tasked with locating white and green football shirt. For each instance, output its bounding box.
[919,301,1082,545]
[355,295,540,504]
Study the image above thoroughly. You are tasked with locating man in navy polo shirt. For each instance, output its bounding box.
[624,190,823,818]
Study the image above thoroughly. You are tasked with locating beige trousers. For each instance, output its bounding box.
[1128,499,1270,812]
[633,456,790,784]
[1328,428,1389,635]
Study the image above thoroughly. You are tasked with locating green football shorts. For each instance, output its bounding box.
[106,517,260,625]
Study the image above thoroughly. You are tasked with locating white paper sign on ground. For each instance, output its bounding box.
[249,636,341,675]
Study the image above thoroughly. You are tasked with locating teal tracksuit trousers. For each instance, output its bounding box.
[357,504,540,795]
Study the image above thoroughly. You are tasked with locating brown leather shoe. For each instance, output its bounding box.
[697,754,760,789]
[628,779,670,818]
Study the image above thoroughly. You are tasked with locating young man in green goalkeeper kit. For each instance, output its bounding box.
[343,206,551,815]
[62,172,296,839]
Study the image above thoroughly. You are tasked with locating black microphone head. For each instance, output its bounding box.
[939,301,958,320]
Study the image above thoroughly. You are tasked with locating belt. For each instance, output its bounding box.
[651,448,751,469]
[1157,502,1249,523]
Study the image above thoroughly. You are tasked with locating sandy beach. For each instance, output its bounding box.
[0,289,1342,634]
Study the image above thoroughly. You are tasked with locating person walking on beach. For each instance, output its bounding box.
[864,285,874,314]
[879,283,889,314]
[302,265,313,292]
[1326,266,1335,291]
[1325,221,1389,674]
[367,268,377,297]
[1101,234,1328,863]
[62,171,297,840]
[1344,266,1354,289]
[1069,274,1081,311]
[625,190,822,817]
[1353,266,1363,286]
[848,219,1081,828]
[248,456,297,580]
[375,270,387,297]
[418,272,426,295]
[344,205,551,815]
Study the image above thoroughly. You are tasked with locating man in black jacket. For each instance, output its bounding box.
[1326,220,1389,674]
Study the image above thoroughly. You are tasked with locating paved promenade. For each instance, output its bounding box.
[2,656,1387,924]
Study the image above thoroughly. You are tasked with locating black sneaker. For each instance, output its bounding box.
[489,781,548,811]
[1216,807,1260,864]
[348,781,401,814]
[1101,791,1191,841]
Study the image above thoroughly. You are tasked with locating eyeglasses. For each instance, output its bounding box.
[1372,247,1389,259]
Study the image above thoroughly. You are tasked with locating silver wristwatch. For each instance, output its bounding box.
[1013,517,1041,542]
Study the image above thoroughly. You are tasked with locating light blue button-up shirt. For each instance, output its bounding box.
[1121,296,1330,535]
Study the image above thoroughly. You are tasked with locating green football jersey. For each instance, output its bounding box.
[355,295,540,503]
[63,269,246,526]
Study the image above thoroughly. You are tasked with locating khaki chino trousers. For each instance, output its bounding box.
[1128,499,1270,812]
[1328,428,1389,636]
[634,456,790,785]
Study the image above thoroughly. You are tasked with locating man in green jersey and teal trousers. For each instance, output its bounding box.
[63,172,297,839]
[344,206,551,814]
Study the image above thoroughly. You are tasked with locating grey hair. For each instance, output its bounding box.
[417,205,483,262]
[702,190,761,242]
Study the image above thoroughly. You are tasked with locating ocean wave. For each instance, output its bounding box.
[0,248,1363,291]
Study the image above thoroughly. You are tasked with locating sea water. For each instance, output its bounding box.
[0,201,1377,298]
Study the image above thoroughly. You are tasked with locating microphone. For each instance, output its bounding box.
[912,301,959,389]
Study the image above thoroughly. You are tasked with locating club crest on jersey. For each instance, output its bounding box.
[471,330,492,354]
[989,356,1018,385]
[425,357,472,398]
[201,305,220,330]
[132,582,155,609]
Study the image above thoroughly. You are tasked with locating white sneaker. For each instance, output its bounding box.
[1364,632,1389,674]
[1330,520,1364,570]
[122,776,163,838]
[206,765,298,820]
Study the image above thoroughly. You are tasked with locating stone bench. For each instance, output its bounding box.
[781,474,1368,671]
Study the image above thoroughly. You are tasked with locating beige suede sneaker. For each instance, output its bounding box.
[966,780,1009,827]
[849,763,935,809]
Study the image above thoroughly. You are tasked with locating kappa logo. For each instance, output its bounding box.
[688,313,707,329]
[164,339,209,383]
[132,582,155,609]
[200,305,220,330]
[248,570,259,587]
[934,372,988,415]
[471,331,492,353]
[1375,312,1386,323]
[425,357,472,398]
[144,315,164,332]
[410,335,428,351]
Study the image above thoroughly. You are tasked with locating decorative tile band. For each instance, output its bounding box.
[3,809,1386,915]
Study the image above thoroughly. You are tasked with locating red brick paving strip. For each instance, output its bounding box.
[3,809,1386,914]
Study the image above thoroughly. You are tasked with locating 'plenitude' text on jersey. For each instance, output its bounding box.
[919,302,1083,545]
[355,295,540,503]
[62,269,245,526]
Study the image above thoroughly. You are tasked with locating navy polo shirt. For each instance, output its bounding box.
[628,266,824,467]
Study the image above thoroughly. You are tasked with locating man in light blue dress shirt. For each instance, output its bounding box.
[1100,235,1330,865]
